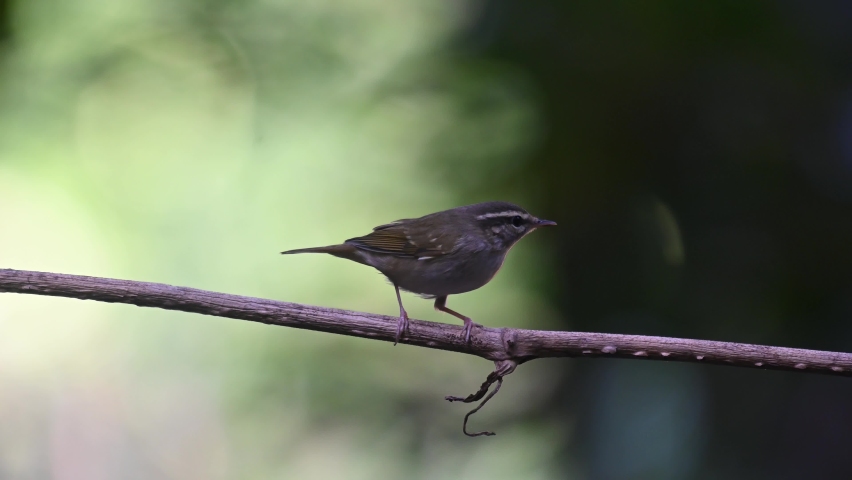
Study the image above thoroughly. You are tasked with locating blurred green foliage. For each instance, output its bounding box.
[0,0,556,478]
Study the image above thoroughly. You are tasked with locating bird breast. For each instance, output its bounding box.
[367,248,508,298]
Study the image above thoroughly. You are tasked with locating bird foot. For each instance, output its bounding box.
[394,311,409,346]
[462,319,482,344]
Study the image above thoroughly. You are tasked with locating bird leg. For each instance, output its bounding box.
[434,296,481,344]
[393,284,409,345]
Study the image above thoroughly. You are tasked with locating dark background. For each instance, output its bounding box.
[452,1,852,478]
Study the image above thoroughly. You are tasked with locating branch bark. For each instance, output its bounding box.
[1,268,851,377]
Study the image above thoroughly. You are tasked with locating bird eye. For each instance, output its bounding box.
[511,216,523,227]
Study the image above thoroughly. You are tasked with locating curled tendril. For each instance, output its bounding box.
[445,360,517,437]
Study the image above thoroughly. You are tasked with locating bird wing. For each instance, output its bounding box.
[344,219,460,259]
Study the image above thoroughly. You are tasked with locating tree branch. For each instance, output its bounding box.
[1,268,851,377]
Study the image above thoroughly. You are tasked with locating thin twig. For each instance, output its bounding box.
[446,363,514,436]
[461,378,503,437]
[445,370,503,403]
[1,268,851,377]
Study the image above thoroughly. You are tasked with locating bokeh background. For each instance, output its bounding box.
[1,0,851,478]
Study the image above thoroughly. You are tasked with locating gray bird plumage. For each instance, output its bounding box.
[281,201,556,344]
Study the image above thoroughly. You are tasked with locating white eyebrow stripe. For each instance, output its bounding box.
[475,211,531,220]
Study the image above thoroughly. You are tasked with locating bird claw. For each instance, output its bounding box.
[462,319,482,344]
[394,311,409,345]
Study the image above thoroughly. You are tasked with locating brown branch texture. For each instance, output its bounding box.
[1,268,850,377]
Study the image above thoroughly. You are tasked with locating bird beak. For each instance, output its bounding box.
[535,218,557,227]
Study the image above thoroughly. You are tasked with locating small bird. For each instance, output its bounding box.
[281,201,556,345]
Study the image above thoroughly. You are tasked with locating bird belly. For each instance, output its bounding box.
[377,251,506,298]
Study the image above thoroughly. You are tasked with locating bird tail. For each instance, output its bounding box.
[280,244,362,262]
[280,245,336,255]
